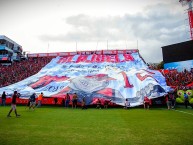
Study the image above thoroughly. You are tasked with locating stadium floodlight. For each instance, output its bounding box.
[179,0,193,40]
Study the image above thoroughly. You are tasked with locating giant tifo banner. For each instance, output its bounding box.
[0,52,170,107]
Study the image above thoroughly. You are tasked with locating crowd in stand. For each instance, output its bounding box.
[147,63,193,89]
[147,63,159,70]
[0,57,53,88]
[161,69,193,89]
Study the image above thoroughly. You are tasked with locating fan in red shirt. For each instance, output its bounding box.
[7,91,21,117]
[144,96,151,109]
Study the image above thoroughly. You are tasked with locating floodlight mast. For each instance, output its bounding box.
[179,0,193,40]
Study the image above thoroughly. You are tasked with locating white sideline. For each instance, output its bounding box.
[172,109,193,116]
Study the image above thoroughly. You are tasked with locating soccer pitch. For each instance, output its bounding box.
[0,106,193,145]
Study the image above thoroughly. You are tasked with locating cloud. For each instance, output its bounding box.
[39,2,188,63]
[40,2,186,41]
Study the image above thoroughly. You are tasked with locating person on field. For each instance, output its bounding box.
[61,98,65,107]
[124,99,130,109]
[54,97,58,105]
[168,92,176,109]
[1,91,6,106]
[26,97,31,109]
[144,96,150,109]
[104,99,111,109]
[81,97,87,109]
[65,93,70,108]
[72,93,78,108]
[166,93,173,110]
[184,92,189,109]
[36,92,43,108]
[171,93,176,109]
[29,93,36,110]
[96,98,101,109]
[7,91,20,117]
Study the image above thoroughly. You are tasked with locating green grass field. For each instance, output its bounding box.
[0,106,193,145]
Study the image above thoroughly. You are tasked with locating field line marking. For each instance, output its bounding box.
[172,109,193,116]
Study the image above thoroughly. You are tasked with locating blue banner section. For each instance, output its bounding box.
[164,60,193,72]
[0,53,170,107]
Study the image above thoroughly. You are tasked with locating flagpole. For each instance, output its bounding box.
[76,41,77,53]
[47,43,49,53]
[137,40,138,50]
[107,40,108,50]
[125,40,128,49]
[96,41,98,51]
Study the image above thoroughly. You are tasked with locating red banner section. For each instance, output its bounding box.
[57,54,134,63]
[1,97,117,106]
[2,98,64,105]
[27,49,138,58]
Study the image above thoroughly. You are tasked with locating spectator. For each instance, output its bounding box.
[104,99,111,109]
[124,99,130,109]
[166,93,173,110]
[81,97,87,109]
[1,91,6,106]
[36,92,43,108]
[61,98,65,107]
[171,93,176,109]
[184,92,189,109]
[65,93,70,108]
[25,98,31,109]
[144,96,150,109]
[29,93,36,110]
[72,93,78,109]
[161,69,193,89]
[54,98,58,105]
[7,91,20,117]
[0,57,53,88]
[96,98,101,109]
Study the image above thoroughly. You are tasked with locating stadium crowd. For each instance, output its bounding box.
[161,69,193,89]
[0,57,53,88]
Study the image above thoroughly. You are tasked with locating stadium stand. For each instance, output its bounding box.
[160,69,193,89]
[0,57,53,87]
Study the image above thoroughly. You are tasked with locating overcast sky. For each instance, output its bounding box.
[0,0,190,63]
